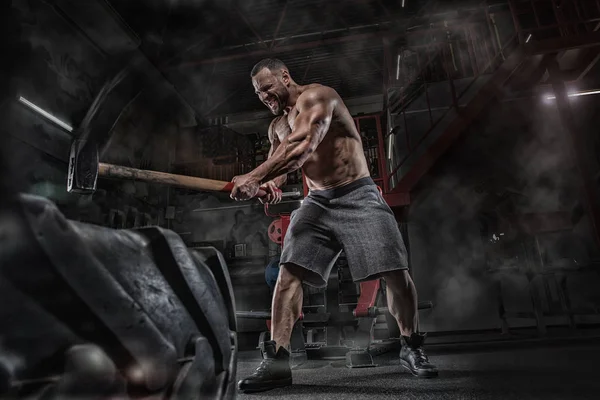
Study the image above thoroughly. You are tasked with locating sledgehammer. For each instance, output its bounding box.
[86,162,303,199]
[67,140,301,197]
[99,163,241,193]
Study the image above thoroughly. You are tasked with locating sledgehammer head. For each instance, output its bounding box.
[67,139,99,194]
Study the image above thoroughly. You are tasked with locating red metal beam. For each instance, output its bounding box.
[353,280,380,317]
[383,191,410,207]
[374,115,389,193]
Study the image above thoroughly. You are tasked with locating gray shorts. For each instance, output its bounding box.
[280,177,408,288]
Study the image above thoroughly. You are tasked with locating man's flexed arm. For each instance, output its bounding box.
[258,118,287,204]
[249,86,336,183]
[230,86,336,201]
[266,118,288,188]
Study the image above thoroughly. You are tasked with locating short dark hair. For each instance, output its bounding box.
[250,58,288,77]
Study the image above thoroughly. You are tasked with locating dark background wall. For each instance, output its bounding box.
[409,94,600,332]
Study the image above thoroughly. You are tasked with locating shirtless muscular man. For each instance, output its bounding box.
[230,58,438,393]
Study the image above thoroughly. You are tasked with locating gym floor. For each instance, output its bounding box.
[236,339,600,399]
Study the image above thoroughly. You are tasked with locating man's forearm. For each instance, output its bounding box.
[271,174,287,187]
[249,138,308,183]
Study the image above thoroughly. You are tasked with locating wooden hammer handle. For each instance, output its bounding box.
[98,163,267,197]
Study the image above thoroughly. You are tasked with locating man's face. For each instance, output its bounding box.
[252,68,290,115]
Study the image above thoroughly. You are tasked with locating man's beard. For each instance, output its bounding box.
[275,93,289,115]
[271,99,284,115]
[266,89,288,115]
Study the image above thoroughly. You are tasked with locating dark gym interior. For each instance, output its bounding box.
[1,0,600,399]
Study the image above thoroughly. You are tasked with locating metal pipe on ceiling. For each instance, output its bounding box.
[173,9,511,68]
[222,1,512,52]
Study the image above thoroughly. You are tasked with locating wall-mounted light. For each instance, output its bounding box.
[18,96,73,132]
[525,33,532,43]
[387,133,395,160]
[546,89,600,100]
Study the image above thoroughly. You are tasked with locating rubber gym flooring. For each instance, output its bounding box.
[236,340,600,399]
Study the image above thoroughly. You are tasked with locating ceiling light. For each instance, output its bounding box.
[18,96,73,132]
[546,89,600,100]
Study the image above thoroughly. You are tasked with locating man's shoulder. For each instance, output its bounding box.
[302,84,338,98]
[298,84,339,108]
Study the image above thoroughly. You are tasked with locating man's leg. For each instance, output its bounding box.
[271,264,304,350]
[239,193,338,393]
[382,270,438,378]
[383,269,418,336]
[237,264,304,393]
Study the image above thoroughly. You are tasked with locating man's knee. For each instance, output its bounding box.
[277,263,305,289]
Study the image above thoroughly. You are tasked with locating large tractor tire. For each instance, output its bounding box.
[0,194,237,399]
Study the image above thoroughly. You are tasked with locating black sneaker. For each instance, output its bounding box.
[399,333,438,378]
[237,341,292,393]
